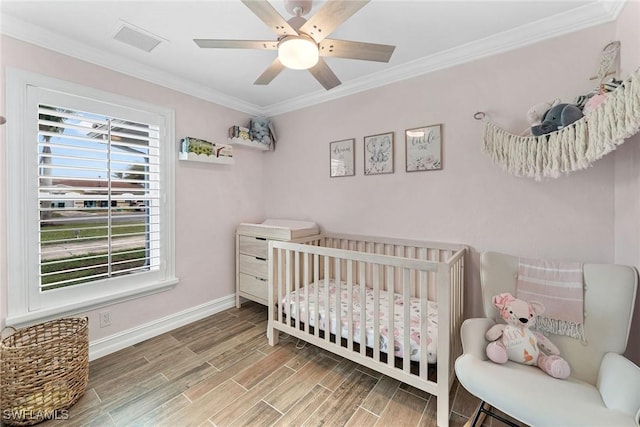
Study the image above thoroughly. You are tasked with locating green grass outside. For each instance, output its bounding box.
[40,222,146,244]
[40,221,149,289]
[41,249,147,289]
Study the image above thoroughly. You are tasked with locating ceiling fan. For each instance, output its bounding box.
[194,0,395,90]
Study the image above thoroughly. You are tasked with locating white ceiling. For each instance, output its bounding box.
[0,0,624,116]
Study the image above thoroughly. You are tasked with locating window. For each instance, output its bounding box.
[6,69,177,324]
[37,104,163,291]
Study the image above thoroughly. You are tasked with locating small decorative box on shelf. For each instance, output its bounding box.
[227,136,271,151]
[179,136,234,164]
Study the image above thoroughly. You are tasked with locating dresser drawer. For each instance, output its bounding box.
[238,273,268,301]
[238,235,269,259]
[239,253,268,279]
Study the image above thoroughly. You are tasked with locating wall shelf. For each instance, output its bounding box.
[228,137,271,151]
[179,136,234,164]
[178,151,234,164]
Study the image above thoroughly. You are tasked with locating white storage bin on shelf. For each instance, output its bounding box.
[227,136,271,151]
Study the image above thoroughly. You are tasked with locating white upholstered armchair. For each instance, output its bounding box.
[455,251,640,427]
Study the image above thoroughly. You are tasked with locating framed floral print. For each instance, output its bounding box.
[364,132,394,175]
[405,124,442,172]
[330,138,355,177]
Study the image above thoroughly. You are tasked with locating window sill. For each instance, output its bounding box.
[5,277,179,328]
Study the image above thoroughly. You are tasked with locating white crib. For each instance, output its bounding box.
[267,232,466,427]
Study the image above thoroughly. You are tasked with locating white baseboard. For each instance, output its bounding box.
[89,294,236,360]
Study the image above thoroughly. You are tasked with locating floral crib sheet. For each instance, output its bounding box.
[281,279,439,363]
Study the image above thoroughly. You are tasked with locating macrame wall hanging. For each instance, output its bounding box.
[477,42,640,181]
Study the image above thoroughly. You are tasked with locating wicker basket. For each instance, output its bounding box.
[0,317,89,426]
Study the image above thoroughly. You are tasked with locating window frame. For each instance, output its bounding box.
[6,68,178,326]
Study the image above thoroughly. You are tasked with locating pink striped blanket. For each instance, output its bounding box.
[516,257,586,342]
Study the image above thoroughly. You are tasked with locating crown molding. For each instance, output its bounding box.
[0,13,263,116]
[599,0,627,18]
[1,0,624,118]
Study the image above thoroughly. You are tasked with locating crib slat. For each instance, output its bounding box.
[277,248,283,324]
[436,263,451,427]
[359,260,366,357]
[417,248,427,301]
[295,250,300,330]
[314,253,320,338]
[451,260,458,373]
[286,250,292,327]
[403,268,411,373]
[324,256,330,344]
[387,265,394,368]
[303,251,309,334]
[420,269,429,380]
[453,257,464,367]
[365,242,373,285]
[394,246,399,294]
[459,258,465,358]
[429,248,438,300]
[407,247,416,296]
[373,263,380,362]
[347,259,354,352]
[335,256,341,343]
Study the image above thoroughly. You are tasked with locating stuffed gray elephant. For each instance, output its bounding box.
[531,103,583,136]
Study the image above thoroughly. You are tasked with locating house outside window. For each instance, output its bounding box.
[6,69,177,325]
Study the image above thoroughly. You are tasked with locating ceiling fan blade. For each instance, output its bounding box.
[194,39,277,50]
[254,58,285,85]
[309,58,341,90]
[299,0,369,43]
[319,39,395,62]
[241,0,298,37]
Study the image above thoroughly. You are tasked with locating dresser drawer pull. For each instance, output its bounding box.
[255,256,267,261]
[256,237,267,241]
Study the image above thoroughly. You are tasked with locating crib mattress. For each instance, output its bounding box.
[281,279,438,363]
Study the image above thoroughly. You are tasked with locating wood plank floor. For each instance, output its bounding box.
[37,302,523,427]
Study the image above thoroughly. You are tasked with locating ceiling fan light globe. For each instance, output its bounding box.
[278,37,318,70]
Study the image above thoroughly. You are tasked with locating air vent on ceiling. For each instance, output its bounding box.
[113,21,165,53]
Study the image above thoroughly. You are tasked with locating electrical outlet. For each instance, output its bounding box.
[99,311,111,328]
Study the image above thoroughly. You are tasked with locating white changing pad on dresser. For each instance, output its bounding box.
[237,219,319,240]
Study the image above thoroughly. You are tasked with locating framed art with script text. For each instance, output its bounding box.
[405,124,442,172]
[330,138,355,177]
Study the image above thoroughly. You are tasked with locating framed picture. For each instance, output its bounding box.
[405,124,442,172]
[330,138,355,177]
[364,132,394,175]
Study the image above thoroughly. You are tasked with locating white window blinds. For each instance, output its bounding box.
[37,104,161,291]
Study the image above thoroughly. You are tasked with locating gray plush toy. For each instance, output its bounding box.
[531,103,583,136]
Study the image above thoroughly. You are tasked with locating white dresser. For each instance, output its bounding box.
[235,219,320,307]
